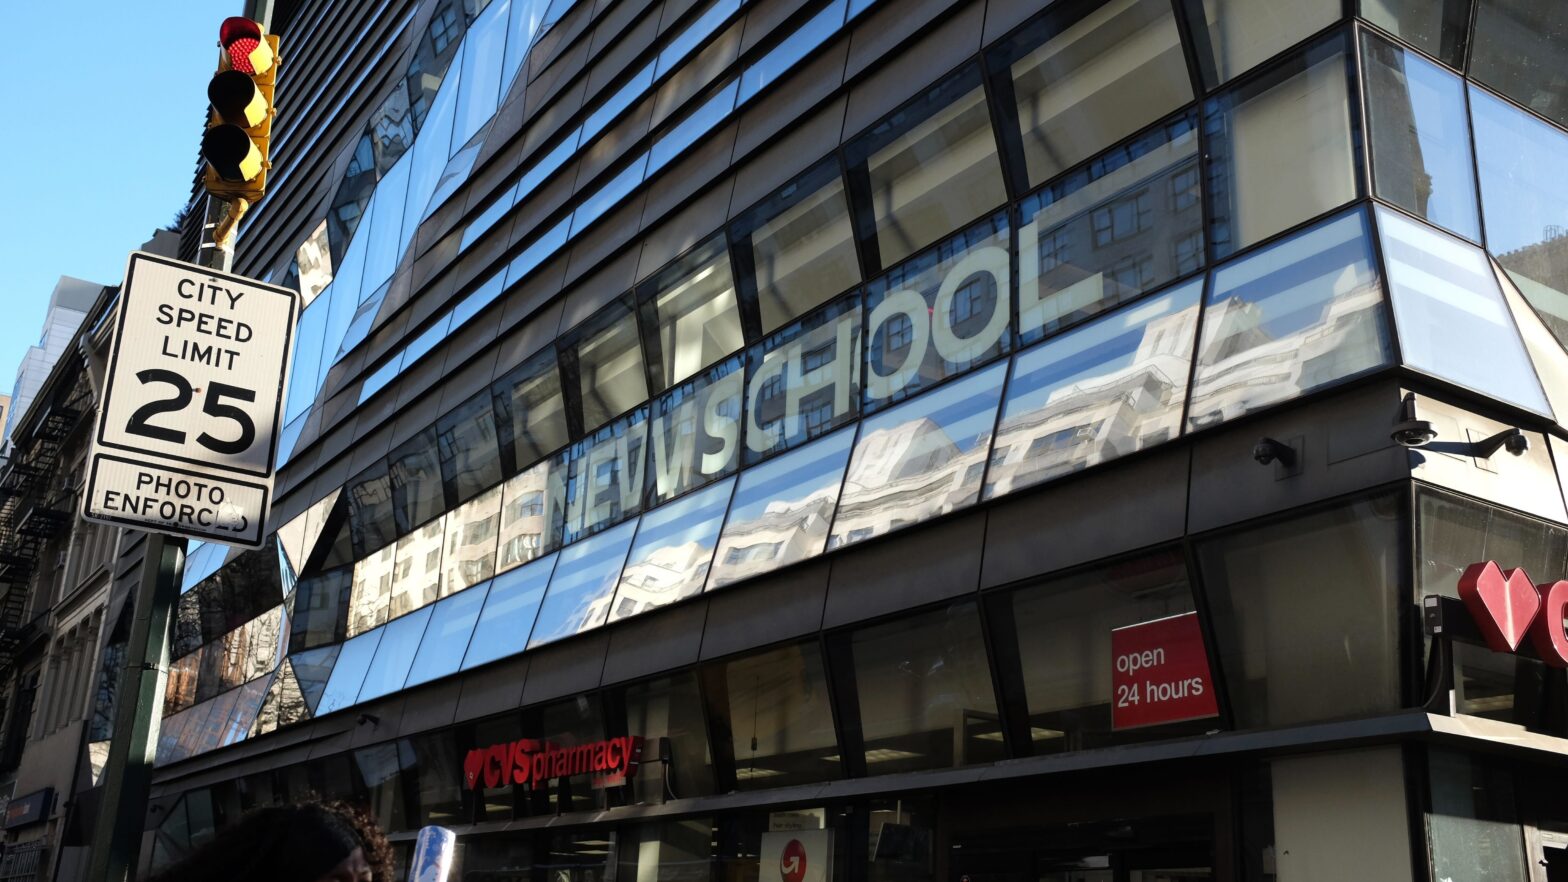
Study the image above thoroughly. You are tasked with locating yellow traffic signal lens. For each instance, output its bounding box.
[219,17,274,76]
[209,70,269,127]
[202,125,264,182]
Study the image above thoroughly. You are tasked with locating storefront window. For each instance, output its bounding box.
[1417,490,1568,603]
[1017,113,1202,343]
[539,696,610,814]
[639,237,745,391]
[538,831,615,882]
[1187,207,1389,429]
[848,600,1004,774]
[529,520,637,649]
[1006,550,1204,752]
[745,295,861,462]
[391,517,445,618]
[867,798,936,882]
[355,741,410,833]
[709,427,854,589]
[988,279,1200,500]
[347,460,397,557]
[617,820,715,882]
[463,554,555,670]
[349,544,396,637]
[847,65,1008,269]
[1203,36,1360,258]
[731,157,862,334]
[566,300,649,433]
[613,478,733,622]
[443,485,501,594]
[1198,493,1404,727]
[1362,34,1480,242]
[618,673,715,804]
[1470,0,1568,129]
[1428,749,1529,881]
[863,215,1010,410]
[468,713,524,823]
[996,0,1192,189]
[405,581,488,687]
[830,363,1005,550]
[646,355,744,505]
[437,392,503,505]
[357,605,432,703]
[493,348,570,475]
[389,429,449,534]
[1360,0,1471,68]
[721,641,841,788]
[1180,0,1341,87]
[498,458,567,573]
[561,408,648,544]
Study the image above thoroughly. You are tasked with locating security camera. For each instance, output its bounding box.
[1504,431,1530,456]
[1252,437,1295,466]
[1391,419,1438,448]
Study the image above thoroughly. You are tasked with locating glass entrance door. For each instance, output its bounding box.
[950,815,1213,882]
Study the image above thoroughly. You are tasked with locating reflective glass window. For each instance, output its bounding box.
[738,0,846,102]
[1203,37,1360,258]
[1417,489,1568,604]
[290,644,341,715]
[357,605,434,703]
[297,220,334,308]
[1181,0,1341,87]
[996,0,1192,188]
[1187,208,1390,429]
[848,65,1008,268]
[612,477,734,622]
[349,544,397,637]
[830,363,1005,550]
[528,519,637,648]
[391,517,445,618]
[437,392,503,504]
[407,2,466,129]
[561,407,649,543]
[498,457,567,572]
[849,600,1003,773]
[402,312,452,368]
[1471,0,1568,129]
[370,82,416,175]
[461,183,520,251]
[864,215,1010,409]
[425,121,490,221]
[493,348,570,475]
[1007,550,1205,752]
[649,80,740,173]
[347,462,397,557]
[709,427,854,590]
[287,296,328,424]
[618,673,715,803]
[647,355,744,505]
[658,0,740,78]
[723,641,840,788]
[355,742,410,833]
[1428,749,1531,881]
[745,294,861,462]
[316,627,385,716]
[409,732,467,827]
[1361,0,1470,68]
[463,554,556,669]
[404,47,463,235]
[327,135,377,267]
[453,0,508,147]
[504,216,572,288]
[189,689,242,756]
[987,279,1201,499]
[1198,493,1403,727]
[584,63,655,143]
[405,581,489,687]
[1017,113,1201,343]
[566,299,648,432]
[444,485,501,593]
[639,237,744,391]
[1470,86,1568,345]
[1378,206,1549,414]
[1363,34,1480,241]
[450,269,506,328]
[290,568,351,653]
[504,0,551,95]
[731,157,861,333]
[572,154,649,236]
[389,429,449,534]
[361,153,412,293]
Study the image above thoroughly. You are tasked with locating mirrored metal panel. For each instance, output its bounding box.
[527,520,638,649]
[612,477,735,622]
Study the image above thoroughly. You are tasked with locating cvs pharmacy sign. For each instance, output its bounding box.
[1459,560,1568,665]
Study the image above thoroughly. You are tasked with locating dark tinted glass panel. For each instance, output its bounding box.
[1017,114,1201,343]
[1198,493,1403,727]
[864,215,1010,410]
[830,363,1005,549]
[613,477,733,622]
[347,461,397,557]
[410,732,467,827]
[848,65,1008,268]
[492,348,570,474]
[1182,0,1340,87]
[537,697,609,814]
[618,673,715,803]
[744,294,861,463]
[849,601,1003,773]
[723,642,840,788]
[389,429,449,534]
[562,408,649,543]
[1008,550,1205,752]
[1363,34,1479,241]
[647,355,744,505]
[732,157,861,334]
[437,393,503,505]
[1416,489,1568,603]
[1203,37,1359,258]
[567,299,649,432]
[1361,0,1470,67]
[640,237,744,391]
[1470,0,1568,129]
[355,741,410,833]
[996,0,1193,188]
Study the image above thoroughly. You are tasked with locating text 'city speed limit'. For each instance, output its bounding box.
[83,252,298,548]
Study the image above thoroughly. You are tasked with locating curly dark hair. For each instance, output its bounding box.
[147,799,393,882]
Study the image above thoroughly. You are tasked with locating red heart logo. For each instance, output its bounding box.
[462,749,485,790]
[1458,561,1541,651]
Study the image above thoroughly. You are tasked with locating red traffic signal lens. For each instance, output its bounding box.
[219,17,272,75]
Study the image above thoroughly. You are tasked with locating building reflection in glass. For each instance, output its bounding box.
[611,478,735,622]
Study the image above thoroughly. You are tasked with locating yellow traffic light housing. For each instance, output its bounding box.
[202,18,279,204]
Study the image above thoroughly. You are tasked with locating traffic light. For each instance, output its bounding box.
[202,17,279,204]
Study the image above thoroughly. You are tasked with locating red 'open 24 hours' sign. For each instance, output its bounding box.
[1110,612,1219,730]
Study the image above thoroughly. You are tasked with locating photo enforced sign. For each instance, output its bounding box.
[83,252,298,548]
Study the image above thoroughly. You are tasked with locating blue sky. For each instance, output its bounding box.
[0,1,218,387]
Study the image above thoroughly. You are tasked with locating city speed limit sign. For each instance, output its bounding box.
[82,252,299,548]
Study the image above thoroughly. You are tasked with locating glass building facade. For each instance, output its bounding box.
[123,0,1568,879]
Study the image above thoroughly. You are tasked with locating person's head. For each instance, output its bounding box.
[148,800,393,882]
